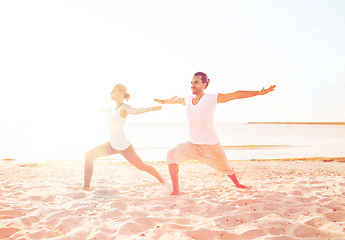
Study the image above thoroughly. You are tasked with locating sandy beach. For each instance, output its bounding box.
[1,159,345,240]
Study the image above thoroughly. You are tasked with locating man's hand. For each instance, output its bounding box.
[154,99,166,104]
[259,85,276,95]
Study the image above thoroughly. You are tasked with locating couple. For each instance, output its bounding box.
[83,72,276,195]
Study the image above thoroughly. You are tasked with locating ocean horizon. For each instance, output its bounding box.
[1,122,345,163]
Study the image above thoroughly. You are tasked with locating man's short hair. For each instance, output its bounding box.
[194,72,210,89]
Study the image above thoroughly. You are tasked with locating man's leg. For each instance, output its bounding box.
[167,142,197,195]
[168,163,181,195]
[228,173,248,188]
[197,143,249,188]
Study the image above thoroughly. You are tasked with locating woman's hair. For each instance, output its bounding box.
[115,84,130,101]
[194,72,210,89]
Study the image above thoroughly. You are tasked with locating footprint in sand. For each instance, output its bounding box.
[241,228,268,239]
[72,192,87,199]
[46,210,74,220]
[214,215,253,229]
[29,195,44,201]
[64,191,87,199]
[100,208,123,219]
[110,202,128,211]
[42,195,56,202]
[0,227,20,239]
[304,216,331,228]
[72,205,96,216]
[324,211,345,222]
[20,215,41,226]
[185,228,238,240]
[117,221,149,236]
[293,224,321,238]
[0,208,28,219]
[235,198,260,207]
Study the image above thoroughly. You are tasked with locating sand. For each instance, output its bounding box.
[1,159,345,240]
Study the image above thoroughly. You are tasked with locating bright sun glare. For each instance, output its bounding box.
[1,0,345,160]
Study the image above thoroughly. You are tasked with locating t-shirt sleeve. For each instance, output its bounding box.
[209,93,219,104]
[184,95,192,105]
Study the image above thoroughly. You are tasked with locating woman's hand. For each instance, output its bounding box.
[151,106,162,111]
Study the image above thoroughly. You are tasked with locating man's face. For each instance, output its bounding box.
[191,75,206,95]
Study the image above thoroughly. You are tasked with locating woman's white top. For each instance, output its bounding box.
[108,104,131,150]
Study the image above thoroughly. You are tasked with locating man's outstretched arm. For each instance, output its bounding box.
[217,85,276,103]
[154,96,186,105]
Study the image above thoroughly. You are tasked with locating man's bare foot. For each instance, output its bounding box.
[83,187,91,191]
[235,184,250,189]
[170,191,182,195]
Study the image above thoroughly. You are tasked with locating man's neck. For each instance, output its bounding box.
[192,92,205,105]
[194,92,205,100]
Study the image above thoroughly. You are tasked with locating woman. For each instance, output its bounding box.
[83,84,165,190]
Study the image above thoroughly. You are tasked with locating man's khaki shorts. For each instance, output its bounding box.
[167,142,235,175]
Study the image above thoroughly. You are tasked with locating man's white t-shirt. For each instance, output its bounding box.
[185,93,219,145]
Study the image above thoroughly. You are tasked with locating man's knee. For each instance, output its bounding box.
[167,148,178,164]
[167,143,191,164]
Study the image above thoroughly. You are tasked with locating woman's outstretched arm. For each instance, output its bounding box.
[123,105,162,115]
[154,96,186,105]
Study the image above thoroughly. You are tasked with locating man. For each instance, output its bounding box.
[155,72,276,195]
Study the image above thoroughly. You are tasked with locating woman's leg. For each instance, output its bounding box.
[83,142,118,190]
[120,145,165,184]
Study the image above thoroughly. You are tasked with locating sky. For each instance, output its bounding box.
[1,0,345,160]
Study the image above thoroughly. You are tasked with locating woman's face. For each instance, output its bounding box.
[110,86,125,101]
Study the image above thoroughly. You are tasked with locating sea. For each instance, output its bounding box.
[1,122,345,162]
[125,122,345,162]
